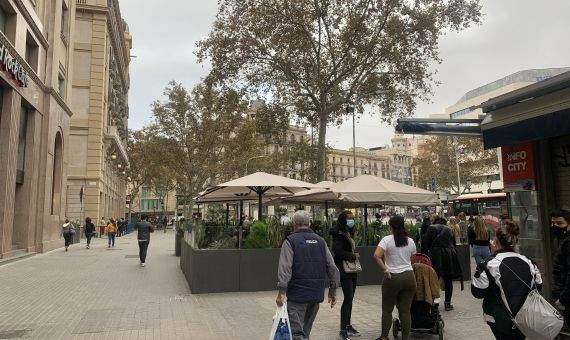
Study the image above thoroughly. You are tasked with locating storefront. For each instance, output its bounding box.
[480,71,570,298]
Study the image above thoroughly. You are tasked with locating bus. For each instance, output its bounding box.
[452,193,508,220]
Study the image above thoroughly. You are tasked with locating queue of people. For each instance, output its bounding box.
[276,208,570,340]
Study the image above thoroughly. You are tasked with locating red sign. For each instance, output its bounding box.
[502,142,536,192]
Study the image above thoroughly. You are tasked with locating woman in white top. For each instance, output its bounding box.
[373,215,417,340]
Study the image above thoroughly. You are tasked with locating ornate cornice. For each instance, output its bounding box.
[13,0,49,48]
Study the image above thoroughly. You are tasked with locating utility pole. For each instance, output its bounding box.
[454,137,462,195]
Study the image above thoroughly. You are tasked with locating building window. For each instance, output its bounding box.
[58,74,65,97]
[51,132,63,214]
[141,187,151,198]
[25,32,39,72]
[61,1,68,37]
[0,3,16,43]
[16,107,28,184]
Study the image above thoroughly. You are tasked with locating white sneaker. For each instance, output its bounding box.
[141,263,146,267]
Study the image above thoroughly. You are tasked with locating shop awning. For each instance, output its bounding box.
[480,71,570,148]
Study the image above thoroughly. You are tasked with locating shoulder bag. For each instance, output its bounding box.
[500,260,564,340]
[342,235,362,273]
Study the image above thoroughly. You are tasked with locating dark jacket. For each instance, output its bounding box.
[553,236,570,306]
[84,222,95,235]
[471,249,543,334]
[135,220,154,241]
[468,226,491,247]
[424,224,462,278]
[331,228,357,279]
[286,229,328,303]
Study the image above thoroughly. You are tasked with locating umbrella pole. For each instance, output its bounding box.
[364,204,368,246]
[324,200,329,227]
[226,203,230,227]
[239,200,244,249]
[258,192,263,221]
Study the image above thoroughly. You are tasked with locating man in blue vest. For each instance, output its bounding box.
[276,210,340,340]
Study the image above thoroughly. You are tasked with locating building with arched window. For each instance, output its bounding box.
[0,0,74,258]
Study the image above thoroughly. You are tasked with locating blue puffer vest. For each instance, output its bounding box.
[286,229,327,303]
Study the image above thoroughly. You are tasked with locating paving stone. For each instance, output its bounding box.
[0,231,494,339]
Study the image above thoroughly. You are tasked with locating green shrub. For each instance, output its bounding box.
[209,237,236,249]
[243,221,270,249]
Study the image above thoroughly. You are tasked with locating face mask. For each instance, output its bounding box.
[347,219,355,229]
[553,226,568,240]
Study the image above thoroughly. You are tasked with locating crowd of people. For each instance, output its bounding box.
[59,214,155,267]
[276,208,570,340]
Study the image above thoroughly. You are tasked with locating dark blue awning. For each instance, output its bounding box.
[482,109,570,149]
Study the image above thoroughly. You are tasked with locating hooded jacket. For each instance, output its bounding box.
[471,249,542,333]
[61,222,75,236]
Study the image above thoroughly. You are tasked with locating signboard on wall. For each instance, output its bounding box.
[0,43,29,87]
[502,142,536,192]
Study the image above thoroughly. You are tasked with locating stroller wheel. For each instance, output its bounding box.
[392,319,400,338]
[438,319,444,340]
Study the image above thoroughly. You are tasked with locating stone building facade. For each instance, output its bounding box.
[0,0,75,257]
[66,0,131,226]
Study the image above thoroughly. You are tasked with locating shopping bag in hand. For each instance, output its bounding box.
[269,302,292,340]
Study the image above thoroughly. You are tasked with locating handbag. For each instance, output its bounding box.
[343,258,362,273]
[342,235,362,273]
[500,260,564,339]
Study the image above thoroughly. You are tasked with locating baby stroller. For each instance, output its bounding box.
[393,253,444,340]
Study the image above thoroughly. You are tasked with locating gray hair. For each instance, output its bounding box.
[292,210,311,227]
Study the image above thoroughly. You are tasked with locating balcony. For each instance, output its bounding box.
[104,125,129,165]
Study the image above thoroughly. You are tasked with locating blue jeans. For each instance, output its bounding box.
[107,232,116,247]
[473,245,491,265]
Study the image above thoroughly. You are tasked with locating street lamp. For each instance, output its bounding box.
[245,155,269,175]
[486,175,493,193]
[466,177,472,193]
[346,90,386,177]
[111,154,117,160]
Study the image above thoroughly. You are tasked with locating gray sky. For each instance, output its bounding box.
[121,0,570,150]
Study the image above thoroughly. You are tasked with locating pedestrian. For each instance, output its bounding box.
[116,218,123,237]
[105,218,118,248]
[373,215,417,340]
[99,216,106,238]
[551,209,570,329]
[332,211,361,339]
[423,216,462,311]
[276,210,340,340]
[448,217,461,245]
[468,216,491,265]
[458,212,469,244]
[471,220,543,340]
[134,214,154,267]
[418,215,431,255]
[84,217,95,249]
[60,219,75,252]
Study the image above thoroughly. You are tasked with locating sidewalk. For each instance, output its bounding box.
[0,231,494,339]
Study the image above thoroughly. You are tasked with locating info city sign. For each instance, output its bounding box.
[501,142,537,192]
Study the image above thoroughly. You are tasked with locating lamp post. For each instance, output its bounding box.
[245,155,269,176]
[486,175,493,193]
[345,90,386,178]
[454,137,462,195]
[466,177,472,193]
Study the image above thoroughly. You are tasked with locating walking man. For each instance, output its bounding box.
[276,210,340,340]
[134,214,154,267]
[552,209,570,329]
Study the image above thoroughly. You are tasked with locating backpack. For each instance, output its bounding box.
[501,260,564,339]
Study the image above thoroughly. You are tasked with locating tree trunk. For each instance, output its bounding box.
[317,114,328,182]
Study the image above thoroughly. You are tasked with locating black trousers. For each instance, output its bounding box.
[442,275,453,303]
[340,277,357,330]
[139,240,149,263]
[85,234,93,246]
[63,233,73,247]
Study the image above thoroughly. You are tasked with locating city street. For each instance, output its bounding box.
[0,231,494,339]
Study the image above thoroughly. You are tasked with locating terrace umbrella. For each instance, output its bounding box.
[198,172,319,221]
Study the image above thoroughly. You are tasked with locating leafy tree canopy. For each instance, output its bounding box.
[197,0,483,180]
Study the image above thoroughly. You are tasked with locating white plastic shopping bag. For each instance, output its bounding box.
[269,302,293,340]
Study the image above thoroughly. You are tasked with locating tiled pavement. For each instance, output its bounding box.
[0,231,494,339]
